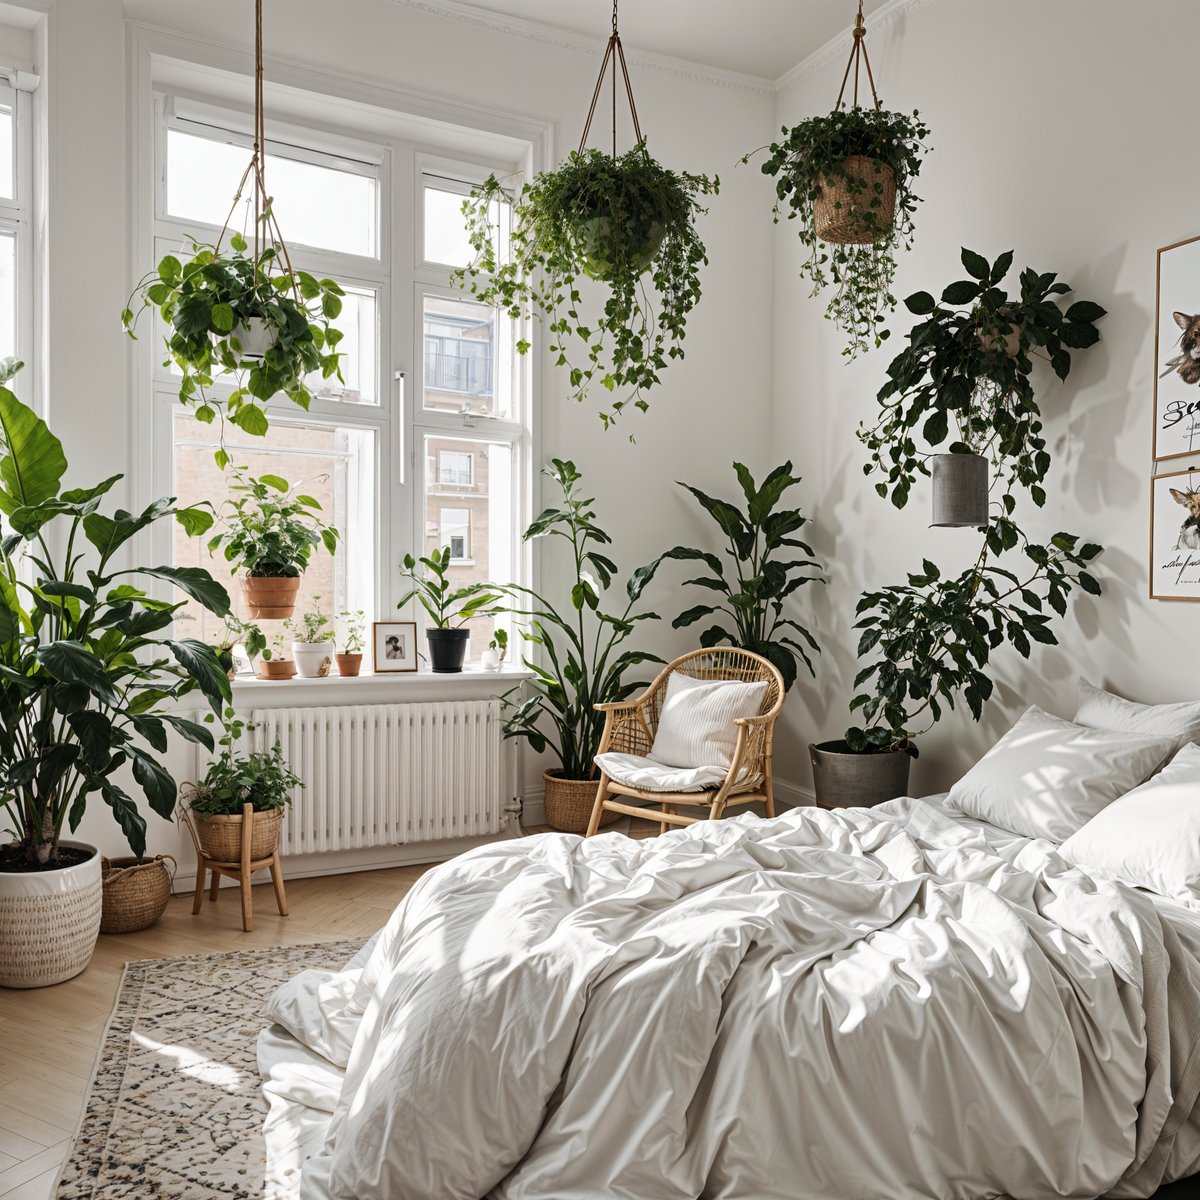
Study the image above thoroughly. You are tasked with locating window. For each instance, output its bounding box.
[149,96,530,663]
[0,79,33,372]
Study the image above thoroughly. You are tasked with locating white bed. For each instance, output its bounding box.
[258,797,1200,1200]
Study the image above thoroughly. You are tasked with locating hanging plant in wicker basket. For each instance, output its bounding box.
[748,2,929,358]
[454,0,718,431]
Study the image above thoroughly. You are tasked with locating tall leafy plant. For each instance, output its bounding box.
[492,459,664,779]
[649,462,822,691]
[398,546,503,629]
[0,363,232,866]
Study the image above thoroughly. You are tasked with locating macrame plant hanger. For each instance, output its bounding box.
[834,0,882,112]
[577,0,643,155]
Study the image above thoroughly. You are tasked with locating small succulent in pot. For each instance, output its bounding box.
[398,547,503,673]
[455,142,718,430]
[256,632,296,681]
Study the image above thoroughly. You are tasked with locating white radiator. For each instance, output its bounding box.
[247,700,507,855]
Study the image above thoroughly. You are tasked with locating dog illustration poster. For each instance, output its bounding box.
[1150,469,1200,600]
[1155,235,1200,461]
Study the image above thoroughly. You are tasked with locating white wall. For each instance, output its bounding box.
[771,0,1200,794]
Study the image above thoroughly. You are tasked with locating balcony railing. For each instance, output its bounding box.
[424,346,492,396]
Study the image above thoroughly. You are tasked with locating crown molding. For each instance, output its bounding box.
[387,0,777,96]
[773,0,933,94]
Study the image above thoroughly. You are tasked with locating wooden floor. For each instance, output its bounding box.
[0,817,1191,1199]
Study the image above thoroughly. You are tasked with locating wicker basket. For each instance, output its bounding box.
[814,155,896,245]
[193,806,285,863]
[543,770,620,835]
[100,855,173,934]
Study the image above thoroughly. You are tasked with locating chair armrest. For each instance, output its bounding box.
[594,698,646,713]
[733,713,773,728]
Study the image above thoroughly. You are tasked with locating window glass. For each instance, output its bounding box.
[0,232,13,360]
[440,507,471,561]
[438,449,473,486]
[0,95,12,200]
[304,286,379,405]
[172,412,376,652]
[423,180,508,269]
[166,128,378,258]
[422,294,512,418]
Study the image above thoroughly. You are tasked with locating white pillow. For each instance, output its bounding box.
[595,752,749,793]
[1074,677,1200,751]
[946,705,1176,842]
[1061,742,1200,905]
[649,671,768,770]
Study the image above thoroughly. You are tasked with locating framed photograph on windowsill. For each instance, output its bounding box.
[373,621,418,672]
[1150,468,1200,601]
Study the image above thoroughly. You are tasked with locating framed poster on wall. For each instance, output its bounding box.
[1154,235,1200,461]
[1150,468,1200,601]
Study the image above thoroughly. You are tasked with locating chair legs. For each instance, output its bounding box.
[270,852,289,916]
[585,775,611,837]
[192,864,206,915]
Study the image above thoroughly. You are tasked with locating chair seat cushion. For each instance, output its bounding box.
[595,752,761,795]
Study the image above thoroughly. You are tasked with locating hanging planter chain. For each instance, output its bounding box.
[834,0,882,112]
[577,0,643,154]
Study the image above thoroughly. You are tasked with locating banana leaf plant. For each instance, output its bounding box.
[489,459,664,780]
[646,462,823,691]
[0,361,232,867]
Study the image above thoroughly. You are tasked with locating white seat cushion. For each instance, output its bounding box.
[595,752,760,795]
[648,671,769,770]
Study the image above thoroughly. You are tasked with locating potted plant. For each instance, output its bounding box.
[480,628,508,671]
[0,363,231,987]
[213,615,267,681]
[647,461,823,691]
[456,144,718,429]
[121,231,346,449]
[256,632,297,681]
[751,104,929,358]
[187,710,300,863]
[860,249,1106,524]
[489,459,666,833]
[287,598,335,678]
[336,609,366,676]
[812,523,1104,808]
[398,547,503,673]
[207,467,339,620]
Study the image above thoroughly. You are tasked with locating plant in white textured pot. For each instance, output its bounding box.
[0,362,231,987]
[287,599,335,678]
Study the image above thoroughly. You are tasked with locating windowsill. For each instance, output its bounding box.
[229,664,533,700]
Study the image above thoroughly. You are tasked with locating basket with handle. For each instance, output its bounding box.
[99,854,175,934]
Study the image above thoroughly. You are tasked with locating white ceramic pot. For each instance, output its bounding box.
[480,648,501,671]
[231,317,277,360]
[292,641,334,678]
[0,840,102,989]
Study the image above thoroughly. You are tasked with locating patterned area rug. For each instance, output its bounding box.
[58,940,363,1199]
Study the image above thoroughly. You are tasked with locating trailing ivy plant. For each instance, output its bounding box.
[647,461,823,691]
[751,106,930,357]
[846,518,1103,755]
[860,248,1106,509]
[454,143,718,430]
[122,229,346,456]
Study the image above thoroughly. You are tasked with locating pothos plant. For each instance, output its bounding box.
[752,105,930,357]
[846,519,1103,755]
[122,228,346,456]
[454,143,718,430]
[860,248,1106,509]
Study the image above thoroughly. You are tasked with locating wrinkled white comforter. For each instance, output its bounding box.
[259,799,1200,1199]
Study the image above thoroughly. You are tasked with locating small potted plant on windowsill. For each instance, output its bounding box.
[480,628,508,671]
[336,609,366,676]
[256,632,297,681]
[207,467,339,620]
[287,599,335,678]
[398,546,503,673]
[213,616,267,681]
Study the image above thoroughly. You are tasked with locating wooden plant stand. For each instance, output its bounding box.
[183,802,288,933]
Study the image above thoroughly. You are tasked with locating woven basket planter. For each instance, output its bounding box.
[0,840,102,989]
[814,155,896,245]
[543,770,620,835]
[100,855,174,934]
[194,807,285,863]
[242,575,300,620]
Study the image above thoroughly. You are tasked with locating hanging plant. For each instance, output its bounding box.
[119,0,346,457]
[859,248,1106,512]
[454,3,718,430]
[749,4,929,358]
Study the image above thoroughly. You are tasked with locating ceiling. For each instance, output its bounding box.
[436,0,893,81]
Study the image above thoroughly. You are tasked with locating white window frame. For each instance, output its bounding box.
[0,79,35,397]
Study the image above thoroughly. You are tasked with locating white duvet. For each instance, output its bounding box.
[259,798,1200,1199]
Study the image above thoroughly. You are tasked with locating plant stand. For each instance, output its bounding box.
[183,802,288,933]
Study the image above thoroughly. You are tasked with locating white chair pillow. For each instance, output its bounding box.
[648,671,768,770]
[1061,742,1200,905]
[1074,677,1200,752]
[945,705,1177,842]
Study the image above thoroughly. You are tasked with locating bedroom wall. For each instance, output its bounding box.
[771,0,1200,794]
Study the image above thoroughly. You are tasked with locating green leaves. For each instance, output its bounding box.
[0,386,68,515]
[169,639,232,713]
[134,567,230,618]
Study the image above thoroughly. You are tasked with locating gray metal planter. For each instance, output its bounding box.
[809,741,911,809]
[931,453,989,528]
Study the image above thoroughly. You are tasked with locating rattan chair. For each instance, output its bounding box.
[584,647,785,837]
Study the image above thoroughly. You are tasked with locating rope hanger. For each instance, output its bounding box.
[834,0,882,112]
[578,0,643,155]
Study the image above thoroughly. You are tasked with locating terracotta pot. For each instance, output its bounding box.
[243,576,301,620]
[809,741,912,810]
[978,327,1021,356]
[292,641,334,678]
[194,808,284,863]
[256,659,297,680]
[543,770,620,835]
[814,156,897,245]
[335,652,363,677]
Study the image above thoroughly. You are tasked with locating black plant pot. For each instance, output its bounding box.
[426,627,470,673]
